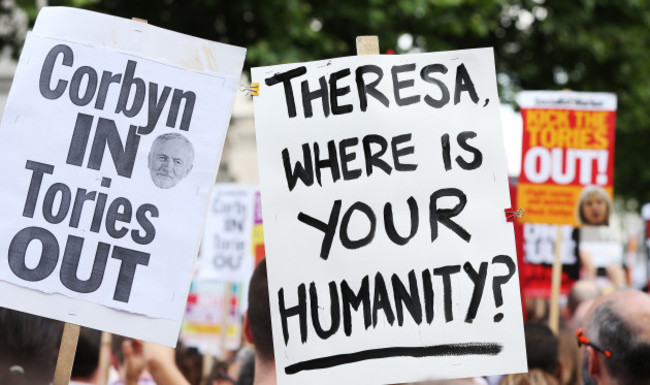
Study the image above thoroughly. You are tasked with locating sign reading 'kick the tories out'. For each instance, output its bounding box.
[252,48,526,384]
[517,91,617,226]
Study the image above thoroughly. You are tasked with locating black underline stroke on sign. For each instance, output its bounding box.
[284,342,503,375]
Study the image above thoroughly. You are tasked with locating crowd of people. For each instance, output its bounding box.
[1,257,649,385]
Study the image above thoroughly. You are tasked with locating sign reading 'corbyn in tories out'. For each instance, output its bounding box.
[0,7,245,346]
[252,48,526,384]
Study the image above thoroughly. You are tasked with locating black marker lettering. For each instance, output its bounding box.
[429,188,471,242]
[434,265,461,322]
[356,65,389,111]
[266,67,307,118]
[341,276,371,336]
[310,281,340,339]
[421,64,450,108]
[297,200,341,260]
[282,145,314,191]
[329,68,353,115]
[392,64,420,106]
[391,270,422,326]
[301,76,330,118]
[278,285,308,345]
[454,63,479,105]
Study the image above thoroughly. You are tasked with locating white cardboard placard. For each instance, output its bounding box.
[0,7,245,346]
[252,48,526,384]
[198,184,256,282]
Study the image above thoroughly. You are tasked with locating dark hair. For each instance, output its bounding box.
[524,322,559,375]
[175,343,203,385]
[586,300,650,385]
[0,308,63,385]
[236,349,255,385]
[71,327,102,380]
[247,258,274,362]
[206,359,237,385]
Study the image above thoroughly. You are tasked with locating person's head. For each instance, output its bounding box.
[244,258,274,364]
[174,343,203,385]
[582,290,650,385]
[71,327,102,381]
[524,322,560,377]
[236,348,255,385]
[206,359,238,385]
[558,324,581,385]
[498,369,560,385]
[576,186,611,226]
[148,133,194,189]
[566,280,600,326]
[0,308,63,385]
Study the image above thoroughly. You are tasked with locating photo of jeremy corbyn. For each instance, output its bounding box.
[148,133,194,189]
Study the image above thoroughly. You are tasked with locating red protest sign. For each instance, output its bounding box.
[517,91,617,226]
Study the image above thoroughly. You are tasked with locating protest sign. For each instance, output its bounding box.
[252,48,526,384]
[517,91,617,226]
[0,7,245,346]
[199,184,256,282]
[252,190,266,265]
[518,223,579,297]
[182,281,243,353]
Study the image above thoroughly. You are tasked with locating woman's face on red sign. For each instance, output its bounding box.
[582,192,608,225]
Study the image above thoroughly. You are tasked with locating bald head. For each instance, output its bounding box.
[588,291,650,334]
[584,290,650,385]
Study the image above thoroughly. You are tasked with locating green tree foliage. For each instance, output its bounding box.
[34,0,650,202]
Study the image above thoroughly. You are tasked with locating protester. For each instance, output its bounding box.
[244,258,276,385]
[563,280,600,329]
[174,343,203,385]
[0,308,62,385]
[557,324,581,385]
[206,359,237,385]
[581,289,650,385]
[110,335,191,385]
[71,327,102,384]
[524,323,561,380]
[236,348,256,385]
[498,369,559,385]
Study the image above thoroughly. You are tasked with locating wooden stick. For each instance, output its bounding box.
[220,282,233,359]
[356,36,380,55]
[549,226,563,334]
[53,323,81,385]
[201,348,213,385]
[96,332,112,385]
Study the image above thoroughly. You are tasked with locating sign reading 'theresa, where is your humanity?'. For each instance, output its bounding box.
[252,48,527,384]
[0,7,245,346]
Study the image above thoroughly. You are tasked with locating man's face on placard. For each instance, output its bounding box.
[148,136,194,189]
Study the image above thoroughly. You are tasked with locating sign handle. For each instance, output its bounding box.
[53,322,81,385]
[97,332,112,385]
[548,226,563,334]
[356,36,380,55]
[201,348,213,385]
